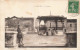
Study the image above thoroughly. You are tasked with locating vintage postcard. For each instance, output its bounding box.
[0,0,80,50]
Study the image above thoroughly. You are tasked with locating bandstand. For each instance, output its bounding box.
[37,16,67,35]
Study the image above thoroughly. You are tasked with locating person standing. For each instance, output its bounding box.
[51,28,54,36]
[17,25,23,47]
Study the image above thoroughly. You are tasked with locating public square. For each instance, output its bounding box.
[22,33,67,47]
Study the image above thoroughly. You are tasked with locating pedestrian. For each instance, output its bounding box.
[51,28,54,36]
[17,25,23,47]
[46,29,48,36]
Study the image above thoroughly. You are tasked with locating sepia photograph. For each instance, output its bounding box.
[5,15,77,48]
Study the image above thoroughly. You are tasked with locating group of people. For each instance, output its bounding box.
[46,28,57,36]
[39,28,57,36]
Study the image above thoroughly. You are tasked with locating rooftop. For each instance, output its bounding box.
[37,16,67,20]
